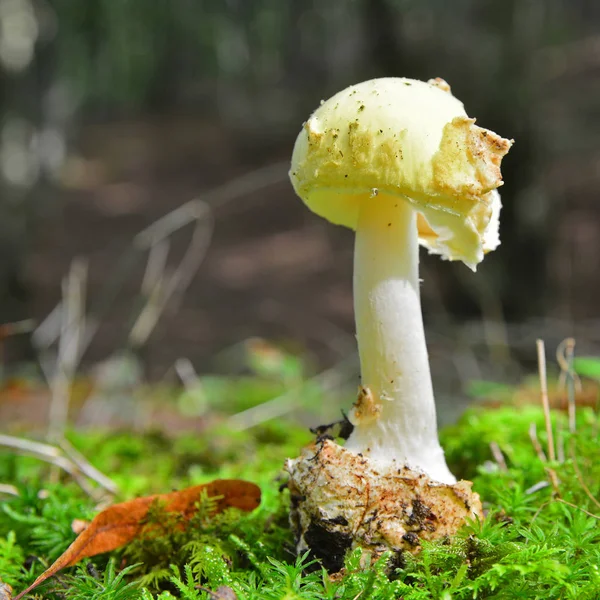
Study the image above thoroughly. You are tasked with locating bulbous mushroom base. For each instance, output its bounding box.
[285,439,483,573]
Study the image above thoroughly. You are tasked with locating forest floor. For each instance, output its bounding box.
[1,360,600,599]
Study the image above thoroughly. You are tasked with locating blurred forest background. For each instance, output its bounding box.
[1,0,600,426]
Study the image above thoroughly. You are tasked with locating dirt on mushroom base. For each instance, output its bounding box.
[286,438,482,573]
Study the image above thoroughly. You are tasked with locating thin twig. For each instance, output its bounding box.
[175,357,202,391]
[556,338,579,433]
[140,239,170,297]
[0,319,35,336]
[532,344,562,495]
[129,202,214,347]
[134,198,209,249]
[0,483,19,496]
[59,438,118,495]
[0,319,34,380]
[0,319,36,381]
[228,353,359,430]
[0,434,97,497]
[568,440,600,510]
[32,162,287,360]
[545,467,561,496]
[489,441,508,471]
[1,433,65,460]
[525,481,550,495]
[537,340,561,494]
[556,429,565,463]
[556,498,600,520]
[529,423,547,462]
[128,276,167,349]
[47,260,87,444]
[536,339,555,462]
[530,500,551,525]
[32,304,62,350]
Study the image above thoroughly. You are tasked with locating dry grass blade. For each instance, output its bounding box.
[525,481,550,495]
[33,162,287,361]
[536,339,555,462]
[568,440,600,511]
[0,319,35,382]
[140,239,170,297]
[555,498,600,520]
[556,429,565,463]
[0,483,19,497]
[175,357,201,390]
[0,434,96,497]
[129,201,213,348]
[0,320,35,338]
[0,434,114,499]
[489,441,508,471]
[47,260,87,445]
[228,353,359,430]
[535,341,561,493]
[528,423,547,462]
[556,338,580,433]
[59,438,118,495]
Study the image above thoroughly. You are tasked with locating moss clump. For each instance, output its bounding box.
[1,405,600,598]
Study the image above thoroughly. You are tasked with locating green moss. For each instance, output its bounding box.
[2,403,600,599]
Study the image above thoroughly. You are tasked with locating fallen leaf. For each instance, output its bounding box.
[14,479,260,600]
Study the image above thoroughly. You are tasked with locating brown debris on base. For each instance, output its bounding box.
[350,386,381,425]
[286,440,482,573]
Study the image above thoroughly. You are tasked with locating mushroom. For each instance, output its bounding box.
[286,77,513,569]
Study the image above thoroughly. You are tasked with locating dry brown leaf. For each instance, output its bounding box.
[14,479,261,600]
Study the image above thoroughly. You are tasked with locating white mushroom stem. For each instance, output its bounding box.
[345,192,456,484]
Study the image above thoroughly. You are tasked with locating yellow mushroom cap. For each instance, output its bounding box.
[290,77,513,270]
